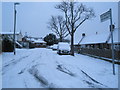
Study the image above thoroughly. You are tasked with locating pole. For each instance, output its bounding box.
[13,4,16,55]
[109,8,115,75]
[13,3,20,55]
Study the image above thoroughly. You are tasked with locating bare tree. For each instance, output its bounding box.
[48,15,69,42]
[55,1,95,56]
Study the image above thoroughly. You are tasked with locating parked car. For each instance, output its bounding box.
[52,44,58,51]
[57,42,70,55]
[47,45,53,49]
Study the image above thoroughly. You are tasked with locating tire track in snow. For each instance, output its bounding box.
[56,62,107,88]
[2,55,30,75]
[80,69,108,88]
[28,66,55,88]
[81,70,104,86]
[23,79,28,88]
[17,53,42,75]
[56,64,76,76]
[3,51,42,75]
[3,55,29,68]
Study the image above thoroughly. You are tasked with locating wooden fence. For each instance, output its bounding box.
[74,47,120,60]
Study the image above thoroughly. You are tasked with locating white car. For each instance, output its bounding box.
[52,44,58,50]
[57,42,70,55]
[47,45,53,49]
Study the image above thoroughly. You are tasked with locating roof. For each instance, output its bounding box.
[79,33,109,45]
[0,32,20,35]
[79,28,119,45]
[33,39,46,43]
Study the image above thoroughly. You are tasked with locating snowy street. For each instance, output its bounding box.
[2,48,118,88]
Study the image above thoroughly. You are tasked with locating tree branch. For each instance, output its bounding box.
[74,18,87,33]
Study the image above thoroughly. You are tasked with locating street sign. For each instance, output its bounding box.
[109,25,115,31]
[100,10,111,22]
[100,9,115,75]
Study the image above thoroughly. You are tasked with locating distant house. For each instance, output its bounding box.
[74,28,120,60]
[1,31,23,49]
[21,37,46,48]
[21,36,34,48]
[0,32,23,42]
[32,39,46,48]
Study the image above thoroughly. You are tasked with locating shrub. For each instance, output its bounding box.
[2,38,14,52]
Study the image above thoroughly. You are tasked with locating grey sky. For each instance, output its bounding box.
[2,2,118,43]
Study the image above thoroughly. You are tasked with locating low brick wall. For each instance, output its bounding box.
[78,48,120,60]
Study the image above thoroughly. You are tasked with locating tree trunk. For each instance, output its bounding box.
[70,2,74,56]
[60,36,63,42]
[71,33,74,56]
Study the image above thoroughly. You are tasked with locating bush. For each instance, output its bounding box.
[44,33,58,45]
[2,38,14,52]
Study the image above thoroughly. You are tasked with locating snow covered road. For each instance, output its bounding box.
[2,48,118,88]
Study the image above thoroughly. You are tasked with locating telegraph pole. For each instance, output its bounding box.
[13,3,20,55]
[100,8,115,75]
[109,8,115,75]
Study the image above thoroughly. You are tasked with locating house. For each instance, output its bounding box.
[107,28,120,51]
[1,31,23,49]
[0,31,23,42]
[21,36,35,48]
[79,33,110,49]
[21,36,46,48]
[32,39,46,48]
[74,28,120,60]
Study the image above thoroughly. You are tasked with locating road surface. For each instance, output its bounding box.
[2,48,118,88]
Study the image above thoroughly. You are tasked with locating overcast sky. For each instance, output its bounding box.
[2,2,118,43]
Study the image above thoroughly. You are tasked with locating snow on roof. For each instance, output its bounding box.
[58,42,70,44]
[80,32,109,45]
[108,28,120,44]
[79,29,119,45]
[33,39,46,43]
[0,32,20,35]
[25,37,46,43]
[26,38,35,42]
[16,41,23,48]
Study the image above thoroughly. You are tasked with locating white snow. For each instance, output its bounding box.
[16,41,23,48]
[2,48,118,88]
[79,28,120,45]
[33,39,46,43]
[0,32,20,35]
[80,32,109,45]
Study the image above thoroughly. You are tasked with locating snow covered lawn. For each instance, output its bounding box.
[2,48,118,88]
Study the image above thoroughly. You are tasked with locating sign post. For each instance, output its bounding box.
[100,9,115,75]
